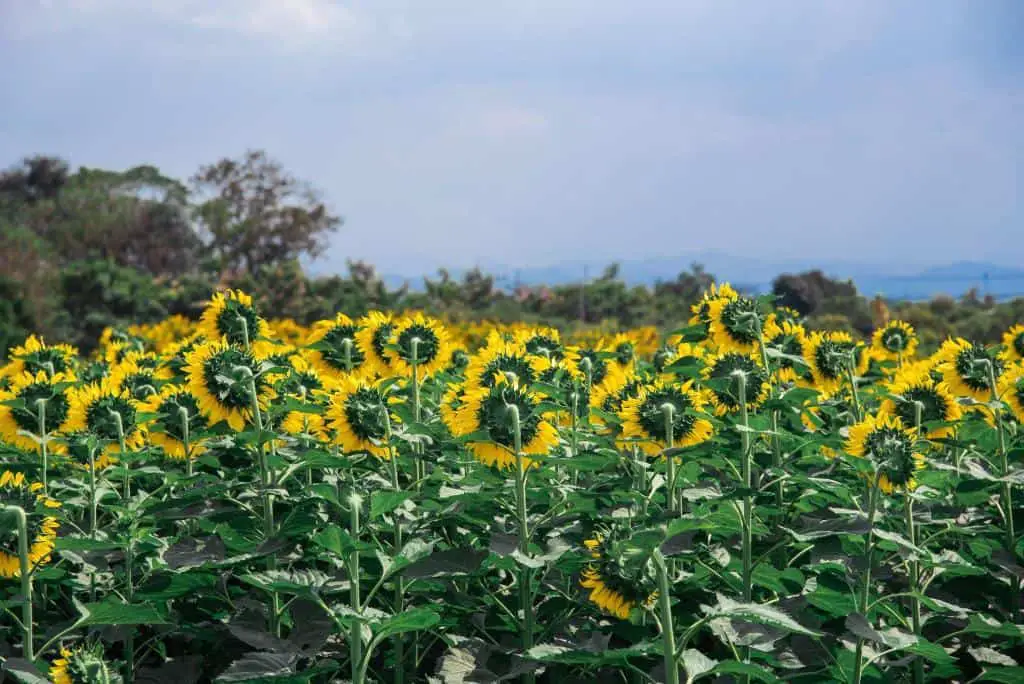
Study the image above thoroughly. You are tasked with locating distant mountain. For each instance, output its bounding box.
[377,255,1024,301]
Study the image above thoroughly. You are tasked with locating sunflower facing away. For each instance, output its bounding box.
[701,351,770,415]
[871,320,919,363]
[198,289,269,348]
[762,317,809,385]
[689,282,739,327]
[707,294,763,355]
[618,379,714,455]
[139,388,210,460]
[1000,324,1024,365]
[0,471,60,578]
[937,338,1003,403]
[463,339,549,390]
[50,642,122,684]
[846,413,924,495]
[518,326,564,361]
[107,353,172,401]
[578,532,652,620]
[325,375,396,459]
[997,365,1024,424]
[879,367,962,442]
[3,335,78,379]
[804,331,869,398]
[388,313,451,378]
[66,378,147,456]
[305,313,368,378]
[0,370,74,453]
[184,340,277,431]
[452,377,559,470]
[355,311,398,377]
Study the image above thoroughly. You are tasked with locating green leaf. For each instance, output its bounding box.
[370,490,413,520]
[711,660,781,683]
[373,607,440,639]
[403,549,487,579]
[135,571,218,601]
[704,594,819,637]
[215,652,299,682]
[76,597,169,626]
[681,649,718,682]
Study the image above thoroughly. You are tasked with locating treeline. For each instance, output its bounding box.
[1,152,1021,354]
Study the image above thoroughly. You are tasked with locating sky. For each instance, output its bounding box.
[1,0,1022,276]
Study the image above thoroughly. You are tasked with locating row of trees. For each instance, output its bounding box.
[2,151,1021,354]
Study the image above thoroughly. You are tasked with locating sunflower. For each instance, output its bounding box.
[564,345,614,390]
[268,318,310,346]
[618,380,714,455]
[937,338,1003,403]
[518,327,563,361]
[0,370,74,453]
[444,347,471,375]
[804,331,869,398]
[440,382,467,437]
[305,313,368,378]
[276,352,331,398]
[464,340,549,390]
[355,311,398,377]
[871,320,918,363]
[707,295,763,355]
[800,403,843,460]
[701,352,770,415]
[3,335,78,379]
[846,413,924,495]
[762,318,809,384]
[107,353,172,401]
[578,531,650,620]
[689,282,739,326]
[325,375,396,459]
[65,379,146,455]
[184,340,276,431]
[198,289,269,348]
[138,388,209,460]
[452,378,559,470]
[879,367,961,442]
[388,313,452,378]
[280,409,328,442]
[0,471,60,578]
[1000,325,1024,365]
[604,333,638,373]
[49,642,119,684]
[997,365,1024,424]
[590,366,645,416]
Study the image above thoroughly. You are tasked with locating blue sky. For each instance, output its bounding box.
[1,1,1021,275]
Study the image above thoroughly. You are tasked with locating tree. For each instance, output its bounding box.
[0,156,70,208]
[190,150,341,278]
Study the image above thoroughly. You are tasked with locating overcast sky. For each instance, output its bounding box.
[1,1,1021,274]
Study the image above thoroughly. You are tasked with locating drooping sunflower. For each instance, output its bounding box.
[3,335,78,379]
[464,340,549,390]
[879,367,962,442]
[936,338,1003,403]
[198,289,269,348]
[871,320,918,363]
[388,313,452,378]
[762,317,809,384]
[997,365,1024,424]
[184,340,276,431]
[701,352,770,415]
[618,379,714,455]
[0,471,60,578]
[707,294,763,355]
[846,413,924,495]
[451,378,559,470]
[578,531,653,620]
[803,331,869,398]
[66,379,147,455]
[689,282,739,326]
[325,375,396,459]
[0,370,74,453]
[1000,324,1024,365]
[49,642,120,684]
[138,388,210,460]
[355,311,398,377]
[305,313,368,378]
[107,353,172,401]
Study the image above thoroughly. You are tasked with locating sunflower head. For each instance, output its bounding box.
[578,527,654,620]
[707,295,763,354]
[49,642,123,684]
[5,335,78,379]
[66,379,146,452]
[701,352,770,415]
[199,289,268,347]
[355,311,397,377]
[389,313,451,377]
[1000,325,1024,364]
[0,471,60,578]
[619,380,714,455]
[846,413,924,495]
[763,318,809,384]
[184,340,276,431]
[306,313,367,376]
[139,388,210,460]
[871,320,918,362]
[465,340,548,390]
[998,365,1024,424]
[519,327,563,361]
[804,331,868,398]
[880,367,961,442]
[108,354,170,401]
[326,376,395,459]
[453,378,558,470]
[938,338,1002,402]
[565,346,611,388]
[690,282,739,326]
[0,370,74,452]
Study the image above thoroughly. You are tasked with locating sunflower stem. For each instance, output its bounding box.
[411,337,424,490]
[736,370,753,682]
[247,373,280,638]
[755,324,785,533]
[124,522,136,681]
[652,549,680,684]
[35,398,48,496]
[179,406,193,478]
[570,390,580,488]
[110,409,129,501]
[509,403,535,683]
[88,444,98,539]
[2,505,33,661]
[853,479,880,684]
[662,403,677,515]
[904,493,923,684]
[988,360,1019,620]
[348,493,365,684]
[846,357,863,422]
[385,415,406,684]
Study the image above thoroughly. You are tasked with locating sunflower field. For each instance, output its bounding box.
[2,287,1024,683]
